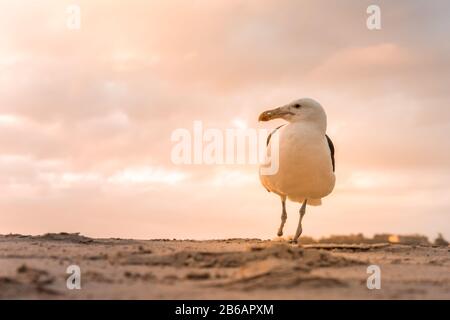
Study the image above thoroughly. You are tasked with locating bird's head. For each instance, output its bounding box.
[258,98,326,126]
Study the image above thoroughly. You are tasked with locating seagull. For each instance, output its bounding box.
[258,98,335,243]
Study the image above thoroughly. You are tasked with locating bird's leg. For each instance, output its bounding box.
[277,196,287,237]
[292,199,307,243]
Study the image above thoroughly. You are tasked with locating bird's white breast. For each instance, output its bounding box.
[260,122,335,203]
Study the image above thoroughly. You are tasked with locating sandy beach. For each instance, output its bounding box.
[0,233,449,299]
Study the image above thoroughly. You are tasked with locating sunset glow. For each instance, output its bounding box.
[0,0,449,240]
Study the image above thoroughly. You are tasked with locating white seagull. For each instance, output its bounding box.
[258,98,336,243]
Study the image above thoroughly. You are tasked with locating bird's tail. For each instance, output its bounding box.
[307,198,322,206]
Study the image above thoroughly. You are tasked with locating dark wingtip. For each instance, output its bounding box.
[325,134,335,172]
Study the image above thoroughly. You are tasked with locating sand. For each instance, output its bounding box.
[0,233,449,299]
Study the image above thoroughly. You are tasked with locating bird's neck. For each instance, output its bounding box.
[290,117,327,133]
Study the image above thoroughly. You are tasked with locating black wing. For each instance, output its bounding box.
[325,134,335,172]
[266,124,286,146]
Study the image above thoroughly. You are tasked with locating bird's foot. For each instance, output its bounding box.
[289,238,298,244]
[292,226,302,244]
[277,230,283,237]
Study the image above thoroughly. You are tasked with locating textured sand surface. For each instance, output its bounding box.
[0,233,449,299]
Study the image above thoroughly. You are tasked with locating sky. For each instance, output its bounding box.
[0,0,449,240]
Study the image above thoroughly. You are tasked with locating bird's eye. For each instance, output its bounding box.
[294,104,301,109]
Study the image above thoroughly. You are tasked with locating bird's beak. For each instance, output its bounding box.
[258,107,293,121]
